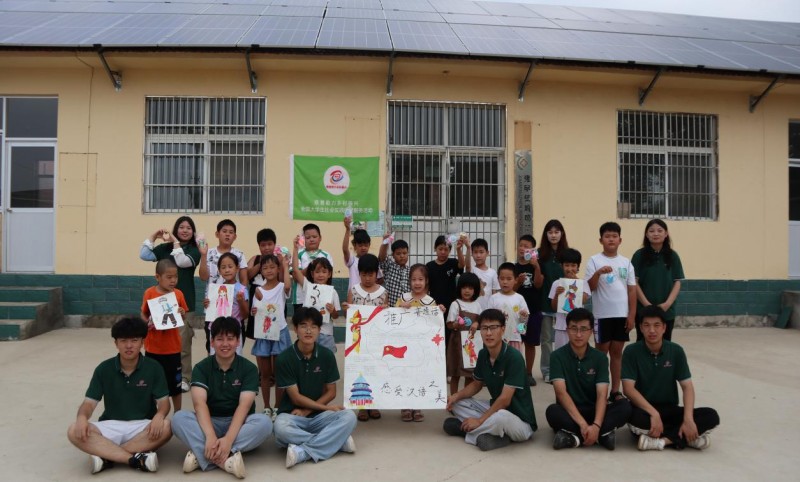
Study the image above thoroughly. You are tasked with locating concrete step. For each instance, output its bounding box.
[0,287,54,303]
[0,319,35,340]
[0,301,43,319]
[0,287,63,341]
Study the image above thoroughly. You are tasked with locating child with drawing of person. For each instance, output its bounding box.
[292,235,341,353]
[445,272,482,396]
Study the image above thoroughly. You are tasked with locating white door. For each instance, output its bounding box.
[3,142,56,272]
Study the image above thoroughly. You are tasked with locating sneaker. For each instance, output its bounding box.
[687,434,711,450]
[475,434,511,452]
[285,444,308,469]
[90,455,113,474]
[340,435,356,453]
[599,431,616,451]
[263,407,273,418]
[637,434,666,451]
[526,375,537,386]
[223,452,246,479]
[544,374,551,384]
[553,430,579,450]
[180,380,190,393]
[129,452,158,472]
[627,423,650,437]
[182,451,199,473]
[443,417,466,436]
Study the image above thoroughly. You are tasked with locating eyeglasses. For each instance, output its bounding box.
[567,327,592,334]
[480,325,503,333]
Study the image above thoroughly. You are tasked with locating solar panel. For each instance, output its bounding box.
[496,16,559,29]
[449,24,537,57]
[263,5,325,17]
[317,17,392,50]
[138,3,210,14]
[201,4,267,16]
[552,19,628,34]
[685,38,800,71]
[0,0,91,13]
[387,19,467,54]
[161,15,258,46]
[380,0,436,13]
[475,1,541,18]
[90,13,191,46]
[327,0,382,9]
[441,13,504,26]
[238,15,321,48]
[428,0,488,16]
[271,0,327,6]
[384,10,444,23]
[631,36,747,70]
[327,8,386,20]
[0,10,61,27]
[525,4,590,21]
[0,26,34,43]
[566,7,636,24]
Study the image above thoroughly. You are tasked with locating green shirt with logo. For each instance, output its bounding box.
[276,342,340,416]
[473,343,537,431]
[191,355,259,417]
[550,344,609,407]
[85,354,169,421]
[621,340,691,406]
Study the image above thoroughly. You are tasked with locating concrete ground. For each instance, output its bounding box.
[2,327,798,482]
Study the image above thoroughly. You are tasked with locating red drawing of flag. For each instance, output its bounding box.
[382,345,407,358]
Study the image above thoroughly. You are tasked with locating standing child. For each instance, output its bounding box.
[514,235,544,386]
[585,222,636,402]
[445,272,482,395]
[538,220,569,384]
[467,238,500,311]
[489,262,530,354]
[141,259,189,411]
[378,234,410,307]
[631,219,684,342]
[292,236,341,353]
[250,254,292,419]
[548,248,591,351]
[245,228,279,341]
[427,235,469,320]
[204,252,249,356]
[342,216,382,293]
[291,223,334,312]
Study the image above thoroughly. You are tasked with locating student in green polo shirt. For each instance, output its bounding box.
[622,305,720,451]
[172,317,272,478]
[274,307,357,469]
[67,317,172,474]
[545,308,632,450]
[443,308,537,451]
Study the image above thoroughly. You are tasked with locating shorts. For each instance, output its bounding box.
[594,317,630,344]
[520,311,543,346]
[251,327,292,357]
[91,419,151,445]
[317,333,337,353]
[145,352,182,396]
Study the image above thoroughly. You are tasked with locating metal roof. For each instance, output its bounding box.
[1,0,800,75]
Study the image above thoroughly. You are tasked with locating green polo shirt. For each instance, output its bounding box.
[85,354,169,422]
[276,342,339,416]
[191,355,259,417]
[621,340,691,406]
[540,255,564,313]
[631,248,685,321]
[550,344,609,407]
[153,242,201,312]
[473,343,537,431]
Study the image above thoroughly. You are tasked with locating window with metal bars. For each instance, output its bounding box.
[143,97,266,214]
[617,110,718,220]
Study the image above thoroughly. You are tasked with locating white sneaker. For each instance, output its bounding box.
[340,435,356,454]
[223,452,245,479]
[90,455,111,474]
[182,451,199,473]
[285,444,307,469]
[627,423,650,437]
[180,380,191,393]
[687,434,711,450]
[638,435,666,451]
[263,407,273,418]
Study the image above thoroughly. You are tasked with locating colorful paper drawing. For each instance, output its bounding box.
[252,296,281,341]
[147,292,184,331]
[344,305,447,410]
[461,331,484,369]
[205,283,235,322]
[304,283,335,325]
[496,302,521,341]
[557,278,585,314]
[431,331,444,347]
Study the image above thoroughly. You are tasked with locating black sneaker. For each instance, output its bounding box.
[443,417,466,437]
[129,452,158,472]
[476,434,511,451]
[599,431,616,451]
[527,375,537,386]
[553,430,579,450]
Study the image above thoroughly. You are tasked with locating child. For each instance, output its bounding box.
[548,248,591,351]
[467,238,499,311]
[378,234,410,307]
[538,219,569,384]
[245,228,278,341]
[631,219,684,342]
[342,216,382,293]
[514,235,544,386]
[445,272,482,395]
[585,222,636,402]
[292,236,340,353]
[426,235,469,320]
[489,262,530,354]
[250,254,292,419]
[141,259,188,411]
[291,223,334,311]
[198,219,248,352]
[204,252,249,356]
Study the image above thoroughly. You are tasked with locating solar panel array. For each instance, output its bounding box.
[1,0,799,74]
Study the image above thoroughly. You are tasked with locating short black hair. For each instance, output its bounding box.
[210,316,241,338]
[303,223,321,236]
[599,222,621,236]
[111,316,148,340]
[217,219,236,232]
[560,248,582,266]
[155,258,177,275]
[217,252,241,270]
[257,228,276,244]
[391,239,409,252]
[259,254,281,269]
[566,307,594,326]
[352,229,371,245]
[471,238,489,251]
[478,308,506,327]
[457,272,481,301]
[639,304,666,323]
[358,253,379,274]
[518,234,536,247]
[497,262,516,276]
[305,257,333,284]
[434,235,448,249]
[292,307,323,328]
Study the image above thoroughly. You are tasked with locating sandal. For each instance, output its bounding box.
[368,409,382,419]
[412,410,425,422]
[401,409,413,422]
[357,410,370,422]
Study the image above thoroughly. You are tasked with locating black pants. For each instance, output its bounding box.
[546,399,633,440]
[629,404,720,449]
[635,317,675,342]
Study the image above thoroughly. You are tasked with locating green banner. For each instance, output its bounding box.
[290,155,380,221]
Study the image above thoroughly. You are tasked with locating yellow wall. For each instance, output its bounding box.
[1,51,798,279]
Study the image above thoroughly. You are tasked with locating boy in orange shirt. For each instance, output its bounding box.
[141,259,189,412]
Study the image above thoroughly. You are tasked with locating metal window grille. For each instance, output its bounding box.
[617,110,718,220]
[388,101,506,267]
[143,97,266,214]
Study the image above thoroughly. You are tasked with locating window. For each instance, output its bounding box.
[790,122,800,221]
[617,110,718,220]
[143,97,265,213]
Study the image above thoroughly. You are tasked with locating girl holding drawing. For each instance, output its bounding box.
[445,272,482,395]
[549,248,591,351]
[292,236,341,353]
[204,252,249,355]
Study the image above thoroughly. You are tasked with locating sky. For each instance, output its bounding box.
[478,0,800,23]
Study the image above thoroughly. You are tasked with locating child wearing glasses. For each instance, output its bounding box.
[548,248,591,352]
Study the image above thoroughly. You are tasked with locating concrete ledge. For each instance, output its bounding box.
[781,291,800,330]
[675,315,775,329]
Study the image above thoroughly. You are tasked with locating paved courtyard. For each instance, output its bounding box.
[2,326,798,481]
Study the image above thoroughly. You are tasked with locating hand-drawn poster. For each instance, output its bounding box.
[147,292,184,330]
[460,331,484,369]
[557,278,585,314]
[344,305,447,410]
[253,288,283,341]
[304,283,335,325]
[205,283,235,322]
